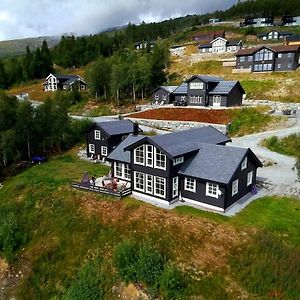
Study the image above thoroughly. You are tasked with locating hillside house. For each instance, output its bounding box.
[107,126,262,212]
[43,73,87,92]
[151,86,178,104]
[257,30,292,41]
[241,16,274,27]
[282,16,300,26]
[198,37,243,53]
[191,30,225,42]
[134,41,155,50]
[151,75,245,107]
[86,120,142,161]
[236,45,300,72]
[285,35,300,46]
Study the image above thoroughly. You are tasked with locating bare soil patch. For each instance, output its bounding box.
[129,108,232,125]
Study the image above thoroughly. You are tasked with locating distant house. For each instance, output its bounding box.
[198,37,243,53]
[151,75,245,107]
[236,45,300,72]
[107,126,262,212]
[209,18,220,24]
[134,41,155,50]
[285,34,300,45]
[43,73,87,92]
[192,30,225,42]
[282,16,300,26]
[257,30,292,41]
[86,120,142,161]
[241,16,274,27]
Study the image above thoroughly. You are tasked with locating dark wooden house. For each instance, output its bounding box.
[236,45,300,72]
[151,86,178,104]
[107,126,262,212]
[86,120,142,160]
[257,30,292,41]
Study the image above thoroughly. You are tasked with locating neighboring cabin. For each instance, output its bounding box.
[282,16,300,26]
[43,73,87,92]
[134,41,155,50]
[151,75,245,107]
[241,16,274,27]
[107,126,262,212]
[86,120,142,161]
[257,30,292,41]
[198,37,243,53]
[236,45,300,72]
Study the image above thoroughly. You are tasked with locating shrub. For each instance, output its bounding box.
[135,243,165,285]
[113,240,138,283]
[63,258,105,300]
[159,265,186,300]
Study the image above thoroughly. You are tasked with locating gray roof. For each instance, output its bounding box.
[162,86,178,93]
[95,120,138,136]
[227,40,242,46]
[286,34,300,41]
[54,74,78,80]
[107,134,144,163]
[178,143,249,184]
[186,75,224,83]
[198,43,211,49]
[173,82,188,94]
[208,81,242,95]
[147,126,231,158]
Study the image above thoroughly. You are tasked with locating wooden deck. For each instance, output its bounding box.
[70,181,132,198]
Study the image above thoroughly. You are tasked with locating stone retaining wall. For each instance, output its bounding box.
[126,117,228,134]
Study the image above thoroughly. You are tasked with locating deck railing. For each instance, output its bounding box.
[70,181,132,198]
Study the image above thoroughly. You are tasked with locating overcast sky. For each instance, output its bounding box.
[0,0,238,41]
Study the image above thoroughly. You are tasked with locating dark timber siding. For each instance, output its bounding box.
[187,78,209,106]
[274,52,299,71]
[152,88,172,104]
[208,95,228,107]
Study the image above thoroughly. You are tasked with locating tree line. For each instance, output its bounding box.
[0,92,90,173]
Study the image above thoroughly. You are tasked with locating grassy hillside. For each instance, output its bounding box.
[0,36,60,59]
[0,148,299,299]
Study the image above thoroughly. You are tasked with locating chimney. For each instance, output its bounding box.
[133,122,139,135]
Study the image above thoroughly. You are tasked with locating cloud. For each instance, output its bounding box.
[0,0,237,41]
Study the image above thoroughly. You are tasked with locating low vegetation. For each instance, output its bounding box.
[0,152,299,299]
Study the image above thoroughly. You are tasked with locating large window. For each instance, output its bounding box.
[94,130,101,140]
[190,82,204,90]
[146,145,153,167]
[206,182,219,198]
[247,171,253,186]
[114,163,131,180]
[189,96,203,104]
[101,146,107,156]
[134,145,144,165]
[213,95,221,106]
[184,177,196,193]
[154,176,166,198]
[241,157,247,170]
[155,149,166,170]
[232,179,239,196]
[89,144,95,154]
[134,172,144,192]
[173,156,184,166]
[114,162,123,178]
[254,49,273,61]
[172,177,179,198]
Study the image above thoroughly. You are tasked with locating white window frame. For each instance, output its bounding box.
[154,176,166,198]
[134,145,145,165]
[172,177,179,198]
[232,179,239,196]
[213,95,221,106]
[114,162,131,180]
[146,174,153,194]
[146,145,153,167]
[89,144,95,154]
[190,81,204,90]
[173,156,184,166]
[184,177,196,193]
[155,94,159,101]
[154,148,166,170]
[247,171,253,186]
[94,130,101,140]
[101,146,108,156]
[241,157,247,170]
[134,171,144,192]
[206,182,219,198]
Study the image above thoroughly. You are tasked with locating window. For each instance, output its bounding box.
[189,96,203,104]
[277,64,281,69]
[240,56,245,62]
[114,162,123,178]
[184,177,196,193]
[146,174,153,194]
[213,95,221,106]
[124,164,131,180]
[173,156,184,165]
[162,95,167,101]
[247,171,253,186]
[146,145,153,167]
[288,63,292,69]
[287,52,292,58]
[155,94,159,101]
[248,56,253,62]
[94,130,101,140]
[206,182,219,198]
[134,145,144,165]
[190,82,204,89]
[114,163,131,180]
[154,176,166,198]
[155,148,166,170]
[101,146,107,156]
[232,179,239,196]
[278,53,282,58]
[181,96,186,101]
[89,144,95,154]
[254,49,273,61]
[134,172,144,192]
[241,157,247,170]
[172,177,179,197]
